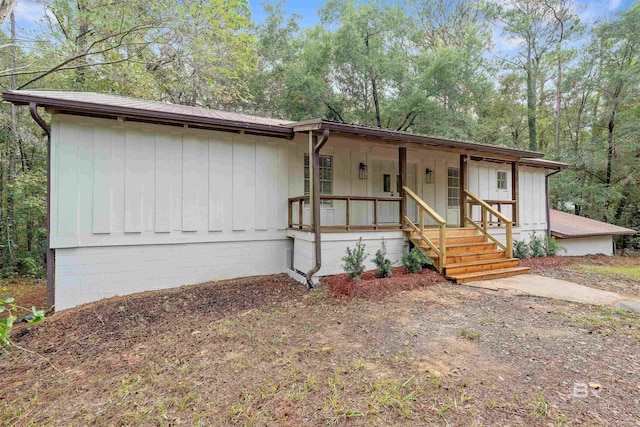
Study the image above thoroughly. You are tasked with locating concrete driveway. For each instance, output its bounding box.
[465,274,640,313]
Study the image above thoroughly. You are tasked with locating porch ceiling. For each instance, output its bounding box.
[292,119,544,160]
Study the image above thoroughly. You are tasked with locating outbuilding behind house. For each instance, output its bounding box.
[549,209,636,256]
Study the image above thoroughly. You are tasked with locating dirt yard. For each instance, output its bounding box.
[1,258,639,426]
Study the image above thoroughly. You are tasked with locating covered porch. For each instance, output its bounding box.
[285,122,536,283]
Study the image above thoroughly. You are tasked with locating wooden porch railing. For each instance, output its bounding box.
[288,195,402,231]
[466,199,517,226]
[463,190,513,258]
[402,186,447,273]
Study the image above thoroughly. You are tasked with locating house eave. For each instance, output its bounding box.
[552,230,637,239]
[3,91,295,139]
[293,119,545,160]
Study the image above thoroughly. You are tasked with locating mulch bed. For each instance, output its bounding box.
[323,266,448,300]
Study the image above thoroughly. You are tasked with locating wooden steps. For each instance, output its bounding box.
[448,267,531,284]
[405,227,530,284]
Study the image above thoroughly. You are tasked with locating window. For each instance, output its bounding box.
[447,167,460,209]
[383,174,391,193]
[304,154,333,196]
[497,171,508,190]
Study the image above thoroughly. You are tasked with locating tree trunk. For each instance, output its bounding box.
[612,178,632,253]
[364,32,382,128]
[0,0,17,25]
[4,10,18,272]
[605,110,615,192]
[526,47,537,152]
[75,2,89,87]
[554,47,562,157]
[371,75,382,128]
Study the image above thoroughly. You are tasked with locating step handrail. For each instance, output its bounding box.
[403,187,446,225]
[403,186,446,272]
[463,189,513,258]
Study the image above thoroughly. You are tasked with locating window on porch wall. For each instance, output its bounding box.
[447,167,460,209]
[304,154,333,206]
[497,171,508,190]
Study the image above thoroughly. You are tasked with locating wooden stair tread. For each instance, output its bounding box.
[431,241,493,249]
[448,250,506,257]
[448,267,531,283]
[445,258,518,269]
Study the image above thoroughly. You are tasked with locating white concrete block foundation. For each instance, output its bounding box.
[54,239,291,310]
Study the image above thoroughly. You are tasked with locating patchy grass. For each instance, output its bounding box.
[579,264,640,281]
[1,274,639,425]
[458,327,481,340]
[559,306,640,342]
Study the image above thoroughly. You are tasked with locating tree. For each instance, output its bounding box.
[1,0,256,107]
[491,0,557,151]
[319,0,410,128]
[543,0,579,157]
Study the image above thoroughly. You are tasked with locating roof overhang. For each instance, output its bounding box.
[519,158,569,170]
[550,209,636,238]
[551,230,636,238]
[293,119,545,160]
[3,91,295,139]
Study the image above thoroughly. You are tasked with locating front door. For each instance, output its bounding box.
[372,160,398,224]
[372,160,417,224]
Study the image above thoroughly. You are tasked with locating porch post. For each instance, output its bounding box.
[511,161,519,226]
[309,132,317,232]
[399,147,407,227]
[306,130,330,288]
[459,154,467,227]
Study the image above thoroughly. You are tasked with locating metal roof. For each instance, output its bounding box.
[3,90,295,137]
[519,158,568,170]
[550,209,636,238]
[4,90,548,159]
[293,118,544,159]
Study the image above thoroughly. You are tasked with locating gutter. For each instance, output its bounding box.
[292,119,544,160]
[305,129,330,288]
[545,169,562,237]
[28,102,55,308]
[3,91,294,139]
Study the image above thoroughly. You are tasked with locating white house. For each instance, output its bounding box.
[4,91,568,310]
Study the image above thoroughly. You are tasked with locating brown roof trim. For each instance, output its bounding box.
[1,90,555,159]
[552,230,636,238]
[519,158,569,170]
[3,91,295,139]
[294,119,544,159]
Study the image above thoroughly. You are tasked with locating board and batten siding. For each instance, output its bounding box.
[517,166,548,239]
[51,115,293,310]
[51,115,291,245]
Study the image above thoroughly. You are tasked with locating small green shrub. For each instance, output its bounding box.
[342,238,368,281]
[543,235,565,256]
[0,288,45,347]
[16,257,42,278]
[401,247,432,274]
[514,233,566,259]
[513,239,530,259]
[372,239,392,278]
[528,232,546,258]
